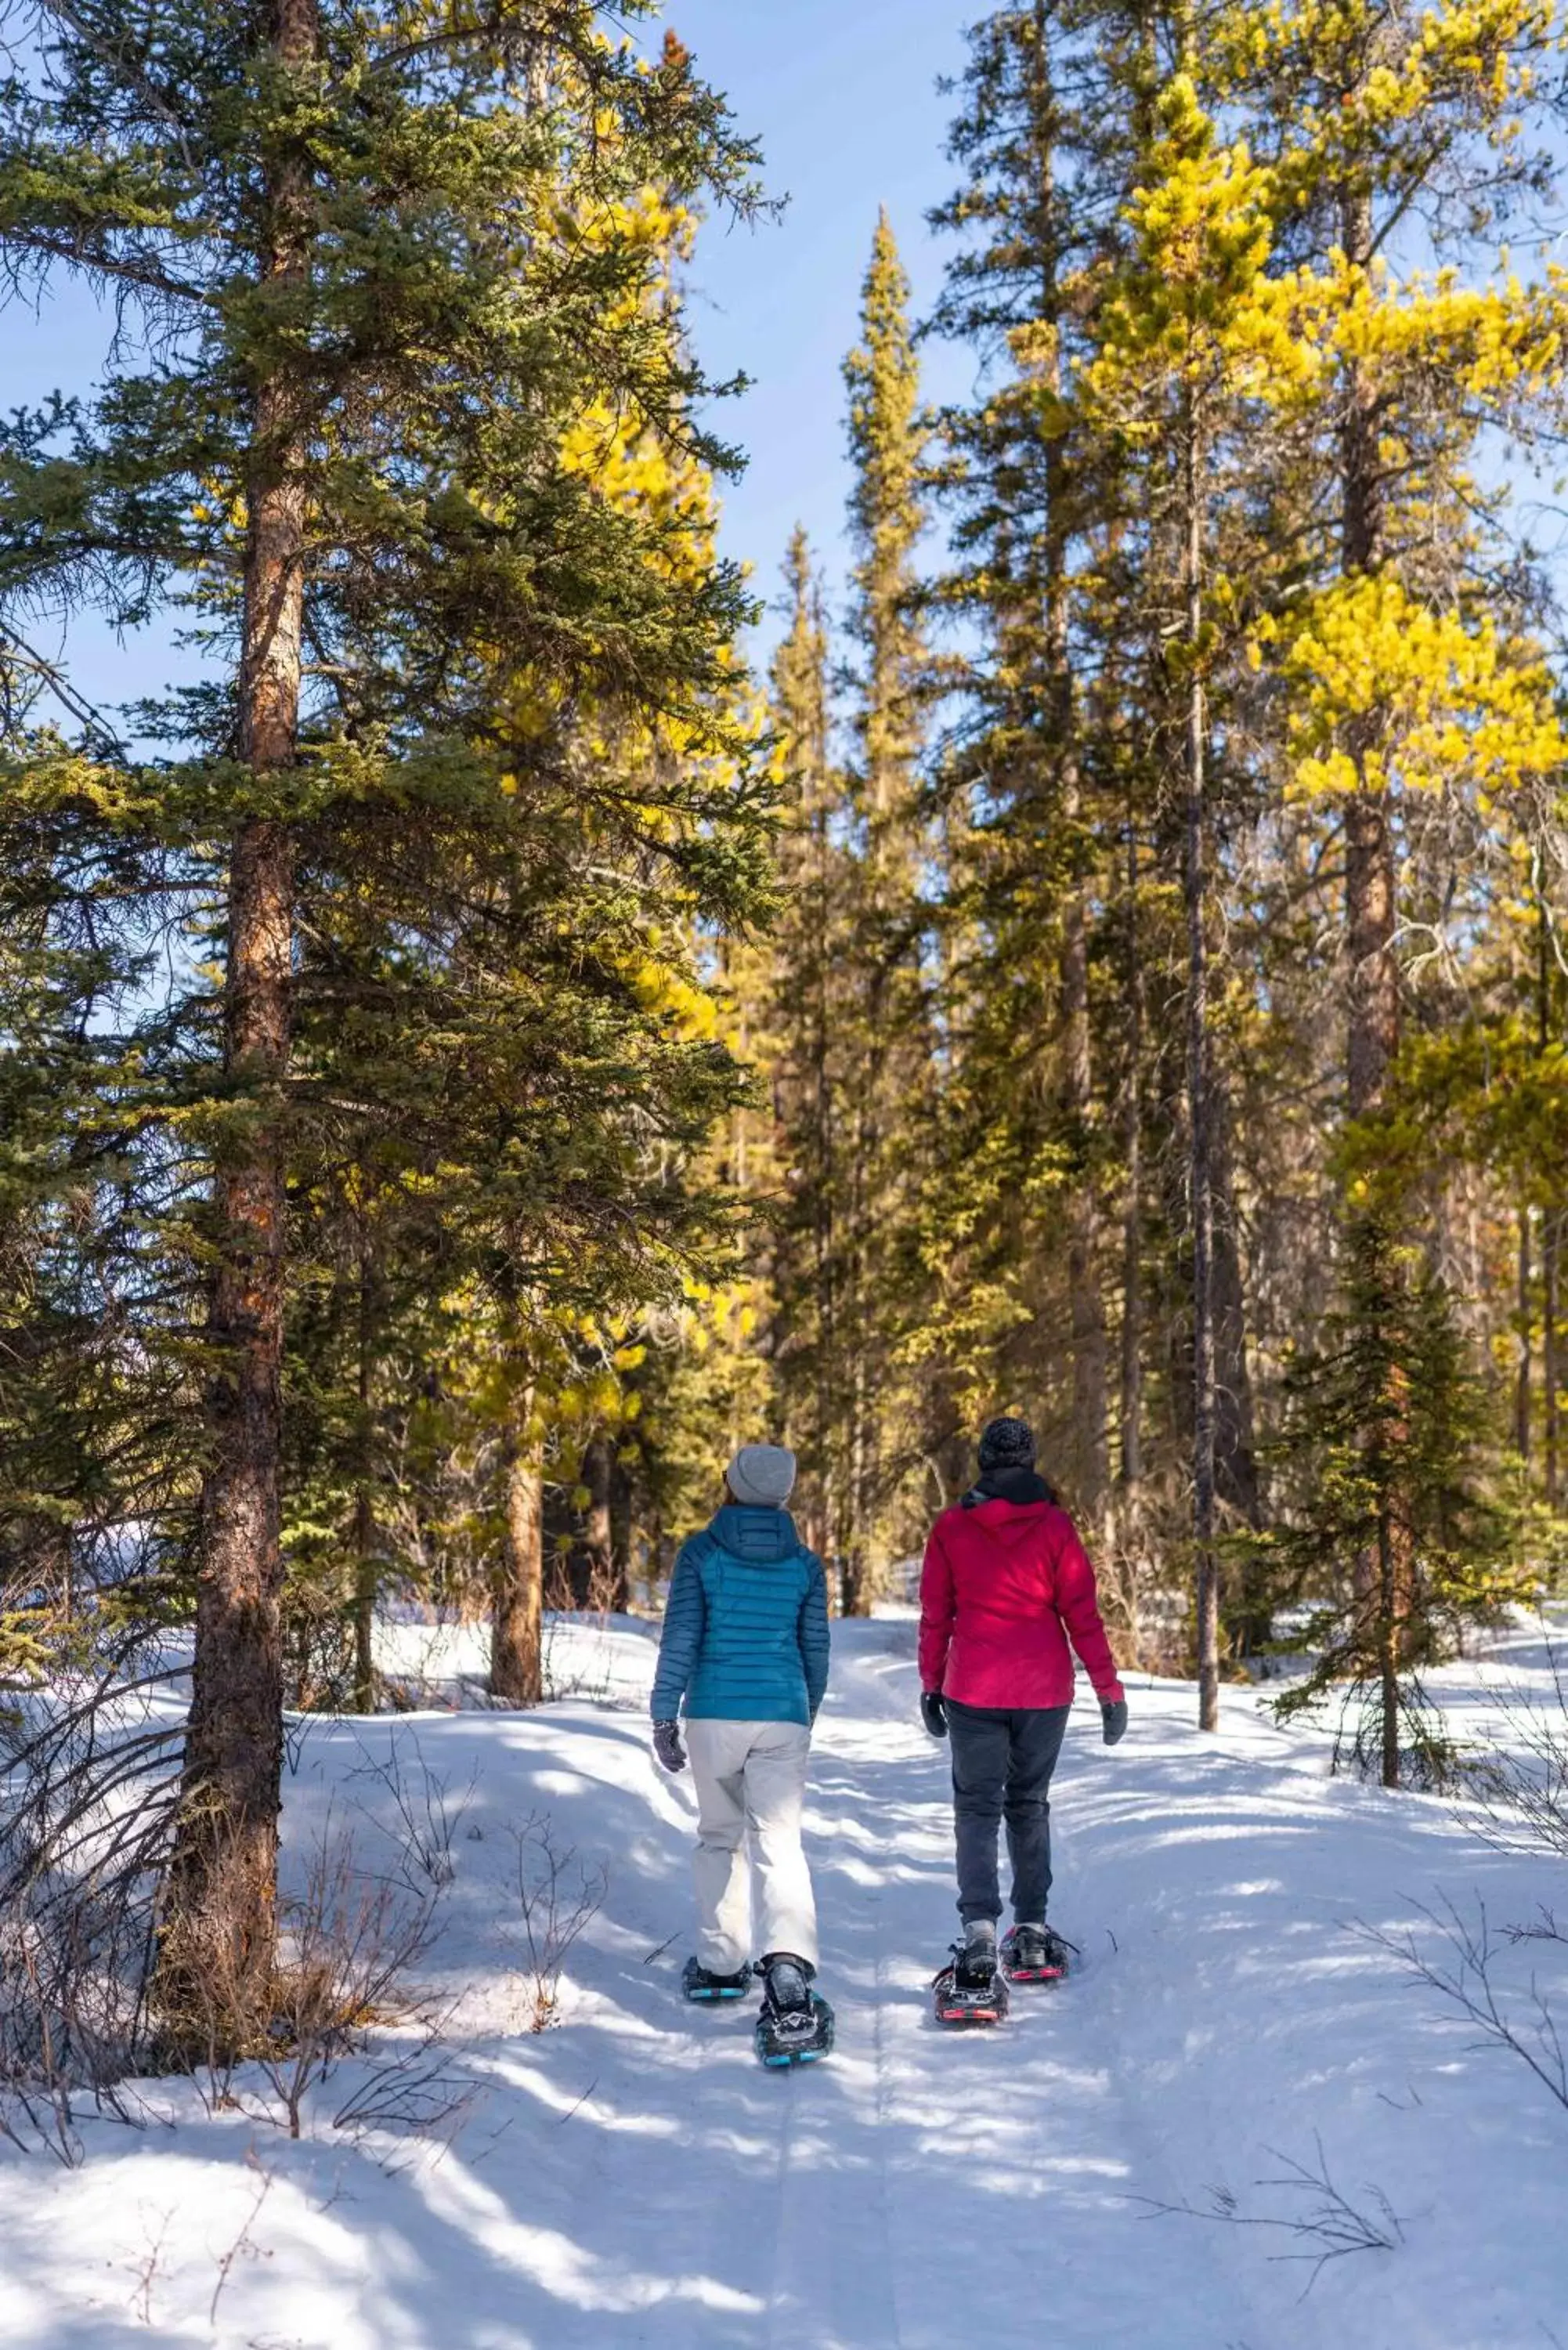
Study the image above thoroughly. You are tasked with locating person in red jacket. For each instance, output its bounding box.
[919,1415,1127,1983]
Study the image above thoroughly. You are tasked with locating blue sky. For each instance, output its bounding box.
[7,2,976,716]
[670,0,976,648]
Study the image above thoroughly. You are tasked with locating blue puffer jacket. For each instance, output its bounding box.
[651,1504,831,1726]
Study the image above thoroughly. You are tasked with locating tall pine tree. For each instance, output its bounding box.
[0,0,766,2034]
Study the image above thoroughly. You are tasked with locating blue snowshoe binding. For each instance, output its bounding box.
[682,1955,753,2003]
[755,1954,833,2067]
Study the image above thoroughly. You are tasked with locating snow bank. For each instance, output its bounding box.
[373,1607,659,1710]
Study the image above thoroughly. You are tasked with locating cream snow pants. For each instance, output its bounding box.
[685,1718,818,1974]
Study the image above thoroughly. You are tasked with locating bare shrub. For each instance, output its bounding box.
[208,2153,275,2326]
[509,1812,607,2032]
[0,1932,78,2164]
[186,1817,444,2139]
[1452,1625,1568,1860]
[126,2203,175,2326]
[0,1642,185,2147]
[280,1575,359,1716]
[1360,1625,1568,2123]
[540,1612,620,1707]
[346,1731,476,1893]
[2,1608,470,2149]
[1139,2132,1405,2297]
[1357,1895,1568,2117]
[330,2025,470,2141]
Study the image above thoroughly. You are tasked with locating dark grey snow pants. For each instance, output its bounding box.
[946,1700,1071,1926]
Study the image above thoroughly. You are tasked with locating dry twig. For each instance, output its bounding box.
[509,1812,607,2032]
[1137,2131,1405,2298]
[1355,1894,1568,2115]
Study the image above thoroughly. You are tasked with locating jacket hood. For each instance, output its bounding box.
[960,1465,1059,1510]
[708,1502,803,1563]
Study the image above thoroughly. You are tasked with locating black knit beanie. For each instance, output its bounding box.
[977,1415,1036,1472]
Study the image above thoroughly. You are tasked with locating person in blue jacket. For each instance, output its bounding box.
[651,1442,831,2043]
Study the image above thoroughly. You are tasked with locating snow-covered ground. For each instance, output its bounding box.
[4,1611,1567,2349]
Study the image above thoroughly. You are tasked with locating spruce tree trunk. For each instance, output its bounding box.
[491,1405,544,1707]
[172,805,295,2008]
[1377,1504,1400,1789]
[1340,188,1396,1122]
[1339,181,1401,1649]
[1516,1208,1533,1462]
[1181,396,1219,1734]
[352,1238,378,1713]
[611,1451,634,1611]
[841,1352,873,1616]
[1034,20,1108,1522]
[352,1488,376,1714]
[1345,786,1397,1116]
[162,0,314,2031]
[1212,1099,1260,1533]
[1546,1213,1561,1506]
[1536,905,1555,1496]
[1061,862,1110,1516]
[812,796,839,1565]
[1119,822,1144,1517]
[1212,1079,1266,1661]
[1210,1071,1262,1654]
[580,1432,620,1611]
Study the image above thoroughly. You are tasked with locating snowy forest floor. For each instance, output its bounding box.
[5,1611,1568,2350]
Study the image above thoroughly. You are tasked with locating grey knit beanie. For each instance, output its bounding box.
[726,1443,797,1509]
[977,1415,1036,1473]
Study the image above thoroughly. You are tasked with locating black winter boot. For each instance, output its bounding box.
[1001,1922,1074,1983]
[682,1956,753,2002]
[756,1954,833,2067]
[933,1925,1010,2026]
[955,1920,999,1988]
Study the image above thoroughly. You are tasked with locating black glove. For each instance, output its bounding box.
[652,1719,687,1773]
[920,1690,948,1740]
[1101,1698,1128,1748]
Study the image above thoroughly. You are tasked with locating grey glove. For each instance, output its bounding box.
[1101,1698,1128,1748]
[920,1690,948,1740]
[652,1719,687,1773]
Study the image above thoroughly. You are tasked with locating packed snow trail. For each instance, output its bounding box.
[4,1615,1568,2349]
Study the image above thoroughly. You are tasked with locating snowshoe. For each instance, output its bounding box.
[933,1933,1010,2027]
[1001,1923,1075,1985]
[754,1954,834,2068]
[682,1955,753,2004]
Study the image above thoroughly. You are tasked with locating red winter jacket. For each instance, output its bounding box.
[918,1494,1124,1712]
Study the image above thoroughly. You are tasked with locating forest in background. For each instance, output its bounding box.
[6,0,1568,2055]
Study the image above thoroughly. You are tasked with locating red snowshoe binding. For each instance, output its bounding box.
[933,1930,1010,2027]
[1001,1923,1075,1985]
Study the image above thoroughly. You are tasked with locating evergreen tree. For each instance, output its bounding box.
[750,220,937,1611]
[0,0,766,2034]
[1226,0,1563,1137]
[1073,51,1317,1721]
[1237,0,1568,1696]
[918,0,1567,1712]
[1259,1238,1526,1786]
[927,1,1120,1523]
[836,210,936,1607]
[762,529,858,1565]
